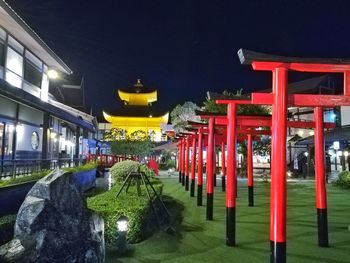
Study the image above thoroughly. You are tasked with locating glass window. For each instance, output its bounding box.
[0,123,3,156]
[6,47,23,76]
[0,27,6,41]
[5,70,22,88]
[24,60,42,87]
[8,36,24,54]
[25,50,42,69]
[0,123,14,156]
[0,41,5,67]
[41,73,49,101]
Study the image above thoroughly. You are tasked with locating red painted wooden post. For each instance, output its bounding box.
[221,141,226,192]
[314,106,329,247]
[185,136,190,191]
[247,134,254,207]
[197,128,204,206]
[206,117,215,220]
[181,138,186,186]
[226,103,237,246]
[178,141,182,183]
[270,67,288,262]
[191,134,197,197]
[213,137,217,187]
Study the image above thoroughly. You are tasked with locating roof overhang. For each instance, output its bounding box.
[117,89,157,105]
[0,1,72,74]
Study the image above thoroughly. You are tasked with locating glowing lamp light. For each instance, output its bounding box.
[15,124,24,134]
[309,131,315,136]
[304,152,309,157]
[116,215,129,253]
[344,151,349,157]
[47,69,58,79]
[117,216,129,232]
[50,132,57,139]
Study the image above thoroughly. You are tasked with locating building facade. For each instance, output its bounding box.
[0,1,97,177]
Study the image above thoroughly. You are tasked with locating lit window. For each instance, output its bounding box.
[5,70,22,88]
[6,47,23,76]
[8,36,24,54]
[41,73,49,102]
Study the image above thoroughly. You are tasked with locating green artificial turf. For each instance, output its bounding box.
[106,178,350,263]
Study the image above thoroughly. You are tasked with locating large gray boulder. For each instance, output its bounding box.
[0,169,105,263]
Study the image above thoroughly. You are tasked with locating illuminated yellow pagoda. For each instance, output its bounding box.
[102,79,169,141]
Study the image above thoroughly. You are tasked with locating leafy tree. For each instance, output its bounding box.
[170,101,201,133]
[202,90,271,176]
[103,128,126,141]
[103,129,155,157]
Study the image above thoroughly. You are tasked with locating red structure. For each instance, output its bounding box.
[236,49,350,263]
[247,133,254,207]
[206,117,215,220]
[221,141,226,192]
[197,127,204,206]
[216,97,335,252]
[185,135,190,191]
[178,139,183,183]
[190,134,197,197]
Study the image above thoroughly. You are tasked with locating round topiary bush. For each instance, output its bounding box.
[110,160,140,183]
[333,171,350,189]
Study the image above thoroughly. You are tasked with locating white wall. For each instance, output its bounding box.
[341,106,350,126]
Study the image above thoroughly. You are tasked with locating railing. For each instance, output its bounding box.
[87,154,136,168]
[0,158,86,179]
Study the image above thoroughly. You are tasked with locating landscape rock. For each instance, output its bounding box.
[0,169,105,263]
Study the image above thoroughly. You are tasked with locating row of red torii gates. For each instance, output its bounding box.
[175,49,350,263]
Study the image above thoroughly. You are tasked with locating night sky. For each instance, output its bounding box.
[5,0,350,116]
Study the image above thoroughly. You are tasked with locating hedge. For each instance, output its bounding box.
[0,162,97,189]
[0,214,16,245]
[0,170,51,188]
[110,160,140,183]
[333,171,350,189]
[87,161,163,245]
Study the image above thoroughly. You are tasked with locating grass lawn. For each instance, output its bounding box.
[106,177,350,263]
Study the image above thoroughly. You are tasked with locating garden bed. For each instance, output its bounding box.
[87,160,164,245]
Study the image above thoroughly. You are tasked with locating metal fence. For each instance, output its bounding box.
[0,158,86,179]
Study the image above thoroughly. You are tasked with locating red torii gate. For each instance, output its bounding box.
[195,111,335,225]
[222,49,350,263]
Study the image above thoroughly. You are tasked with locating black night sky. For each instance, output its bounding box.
[5,0,350,116]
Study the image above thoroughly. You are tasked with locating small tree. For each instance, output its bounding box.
[170,101,201,133]
[104,129,155,157]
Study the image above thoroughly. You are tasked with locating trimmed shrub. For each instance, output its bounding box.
[0,163,97,189]
[0,170,51,188]
[110,160,140,183]
[63,162,98,174]
[0,214,16,245]
[87,164,163,245]
[333,171,350,189]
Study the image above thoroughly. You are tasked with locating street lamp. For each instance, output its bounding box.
[116,215,128,253]
[47,69,59,79]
